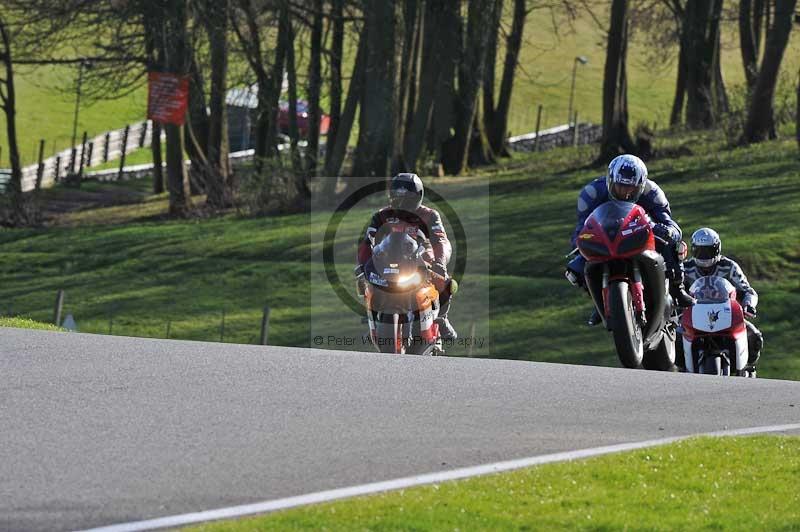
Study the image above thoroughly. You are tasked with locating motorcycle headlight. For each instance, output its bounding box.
[398,272,422,287]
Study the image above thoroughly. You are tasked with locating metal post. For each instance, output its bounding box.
[86,141,94,168]
[53,289,64,326]
[118,125,130,181]
[138,121,148,148]
[573,111,580,146]
[567,56,587,126]
[54,156,62,182]
[78,131,88,180]
[69,61,89,174]
[568,60,578,126]
[103,132,111,162]
[220,308,226,342]
[533,105,543,152]
[35,139,45,190]
[260,306,270,345]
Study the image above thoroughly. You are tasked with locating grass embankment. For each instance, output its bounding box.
[0,317,62,330]
[187,435,800,531]
[0,130,798,378]
[5,7,799,167]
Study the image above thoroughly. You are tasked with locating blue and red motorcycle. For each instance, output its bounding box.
[575,201,678,370]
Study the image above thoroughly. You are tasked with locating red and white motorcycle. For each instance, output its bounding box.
[680,275,752,376]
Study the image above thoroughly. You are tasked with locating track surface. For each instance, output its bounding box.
[2,328,799,531]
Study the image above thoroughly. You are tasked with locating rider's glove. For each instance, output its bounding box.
[429,261,447,279]
[744,305,757,318]
[652,223,677,245]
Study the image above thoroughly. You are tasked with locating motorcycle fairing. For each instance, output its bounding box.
[577,201,655,262]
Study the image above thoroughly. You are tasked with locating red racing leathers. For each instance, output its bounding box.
[357,206,452,294]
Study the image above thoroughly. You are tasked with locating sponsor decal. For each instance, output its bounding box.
[707,309,720,330]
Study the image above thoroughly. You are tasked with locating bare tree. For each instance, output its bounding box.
[202,0,234,209]
[0,14,27,226]
[403,0,460,171]
[600,0,637,160]
[351,0,397,177]
[684,0,724,129]
[440,0,494,175]
[484,0,528,155]
[304,0,324,178]
[741,0,798,143]
[231,0,287,172]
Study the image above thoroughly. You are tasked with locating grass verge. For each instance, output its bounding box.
[186,435,800,531]
[0,317,63,331]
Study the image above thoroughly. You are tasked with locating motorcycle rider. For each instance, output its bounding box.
[355,173,457,340]
[683,227,763,373]
[565,154,695,325]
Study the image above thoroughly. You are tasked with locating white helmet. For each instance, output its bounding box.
[691,227,722,269]
[607,154,648,202]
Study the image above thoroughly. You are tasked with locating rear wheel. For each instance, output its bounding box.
[607,281,644,368]
[643,322,677,371]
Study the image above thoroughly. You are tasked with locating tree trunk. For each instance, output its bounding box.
[685,0,722,129]
[151,121,164,193]
[284,5,302,180]
[323,0,344,175]
[445,0,495,175]
[490,0,526,155]
[599,0,637,161]
[670,30,688,126]
[713,29,729,115]
[162,0,191,216]
[0,15,27,226]
[352,0,397,178]
[741,0,798,143]
[185,52,210,195]
[403,0,459,170]
[323,32,366,182]
[390,0,419,173]
[482,0,503,155]
[739,0,760,88]
[205,0,232,209]
[304,0,324,179]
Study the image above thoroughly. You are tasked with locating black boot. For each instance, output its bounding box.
[669,276,696,309]
[587,306,602,326]
[436,296,457,340]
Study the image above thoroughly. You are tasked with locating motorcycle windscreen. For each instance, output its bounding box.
[588,200,638,242]
[689,275,736,304]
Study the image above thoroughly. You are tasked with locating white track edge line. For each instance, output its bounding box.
[80,422,800,532]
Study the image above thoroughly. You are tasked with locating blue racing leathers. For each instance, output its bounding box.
[568,177,684,279]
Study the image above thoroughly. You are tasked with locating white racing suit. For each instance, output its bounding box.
[682,256,763,368]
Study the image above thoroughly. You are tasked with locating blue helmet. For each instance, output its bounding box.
[607,154,648,202]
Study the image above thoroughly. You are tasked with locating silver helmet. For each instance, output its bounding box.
[691,227,722,269]
[607,154,648,202]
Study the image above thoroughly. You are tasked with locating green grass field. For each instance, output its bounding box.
[187,435,800,531]
[3,7,799,167]
[0,129,798,377]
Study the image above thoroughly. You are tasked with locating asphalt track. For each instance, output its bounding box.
[2,328,799,531]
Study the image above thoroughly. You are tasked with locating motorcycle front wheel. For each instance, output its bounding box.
[607,280,644,368]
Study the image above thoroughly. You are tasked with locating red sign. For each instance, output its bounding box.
[147,72,189,126]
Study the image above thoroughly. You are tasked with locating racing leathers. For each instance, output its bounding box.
[684,256,763,368]
[567,177,695,308]
[356,205,456,338]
